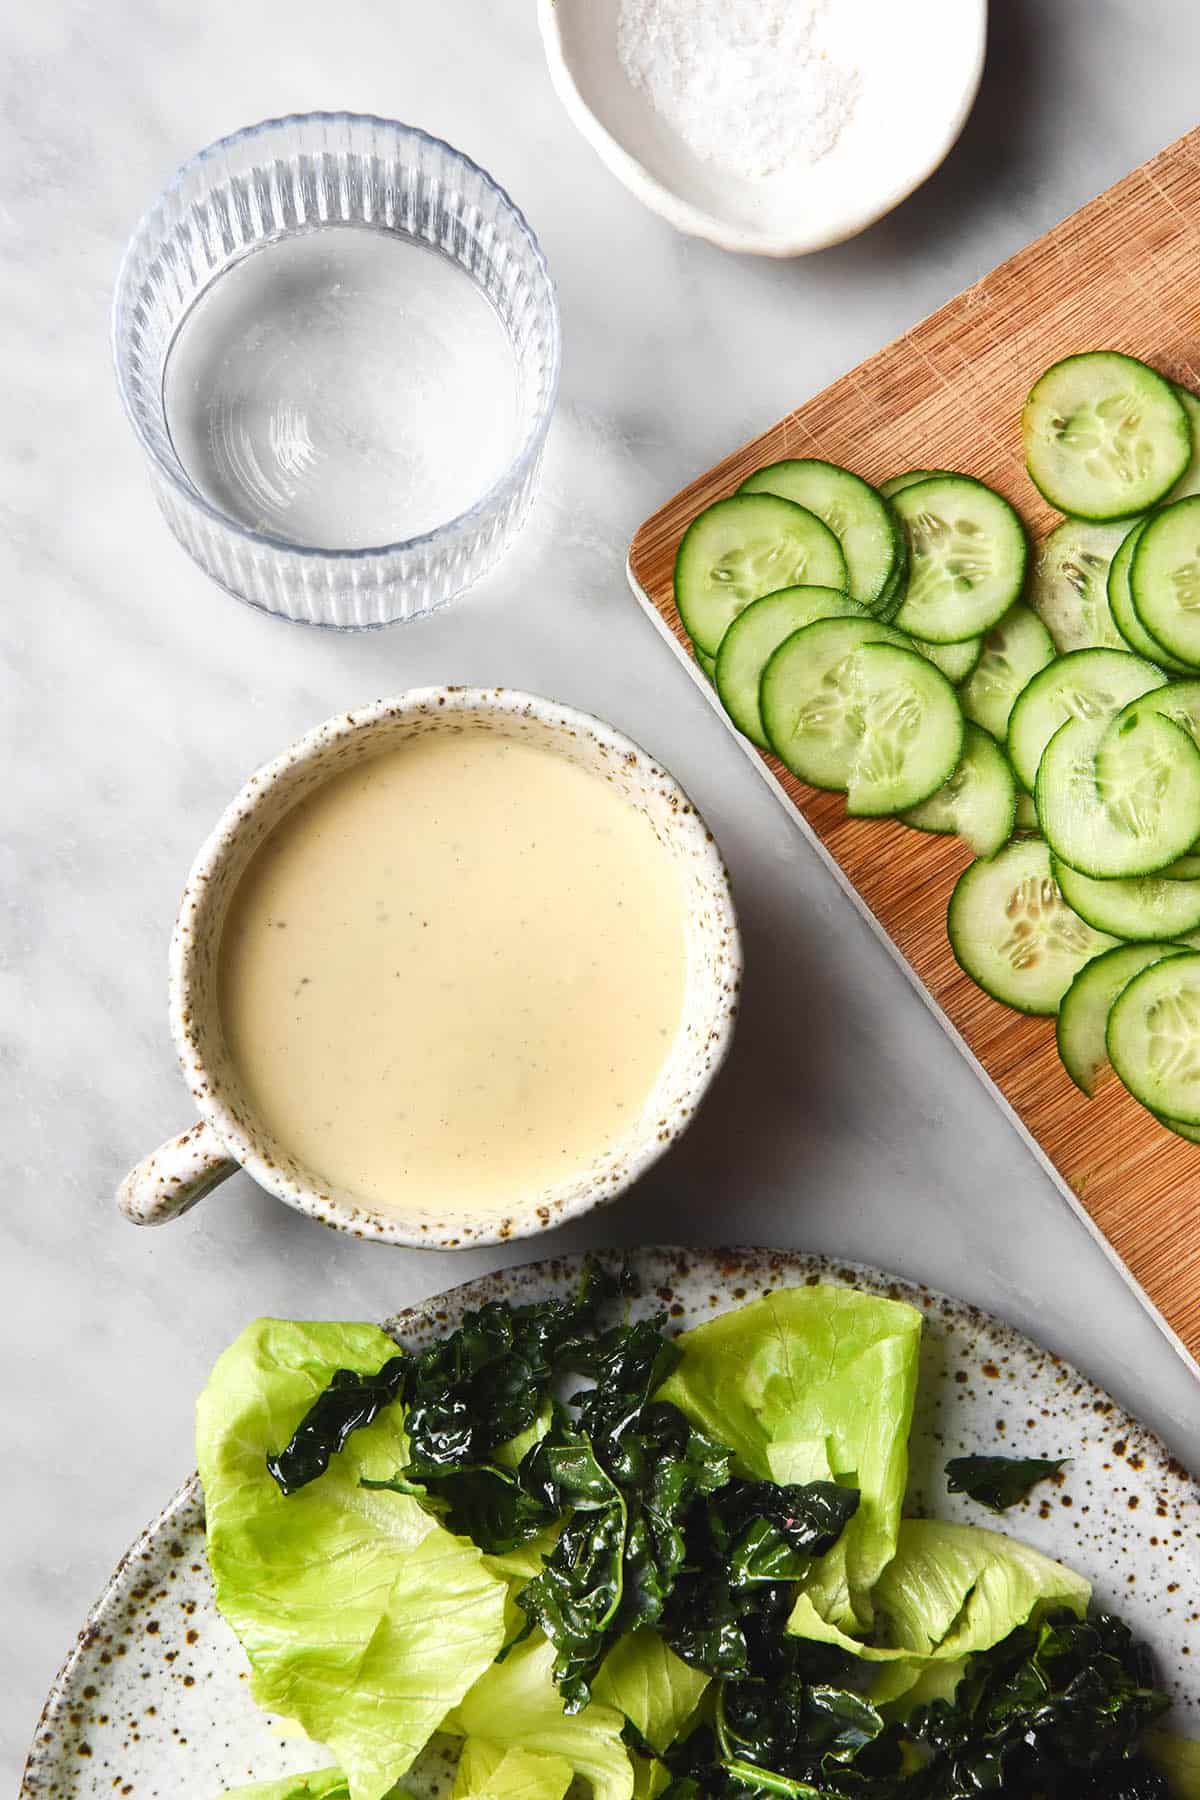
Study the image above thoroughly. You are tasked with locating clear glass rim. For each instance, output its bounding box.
[111,109,562,563]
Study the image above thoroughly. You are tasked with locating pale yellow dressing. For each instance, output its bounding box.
[217,731,687,1215]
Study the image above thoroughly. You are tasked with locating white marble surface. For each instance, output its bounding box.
[5,0,1200,1785]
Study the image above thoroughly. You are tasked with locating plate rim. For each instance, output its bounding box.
[21,1242,1200,1797]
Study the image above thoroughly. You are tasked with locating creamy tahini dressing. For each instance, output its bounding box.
[217,732,687,1215]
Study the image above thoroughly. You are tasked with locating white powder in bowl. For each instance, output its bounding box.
[616,0,862,182]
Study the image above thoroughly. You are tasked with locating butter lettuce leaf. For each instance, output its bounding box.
[493,1399,554,1472]
[452,1739,573,1800]
[216,1772,352,1800]
[870,1654,966,1712]
[480,1522,563,1648]
[1147,1729,1200,1799]
[197,1320,508,1800]
[481,1526,560,1590]
[215,1772,417,1800]
[656,1284,922,1633]
[788,1517,1090,1662]
[629,1755,669,1800]
[446,1635,634,1800]
[592,1628,709,1755]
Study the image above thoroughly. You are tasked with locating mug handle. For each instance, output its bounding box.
[118,1119,238,1225]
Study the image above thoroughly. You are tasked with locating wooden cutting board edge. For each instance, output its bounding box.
[626,555,1200,1386]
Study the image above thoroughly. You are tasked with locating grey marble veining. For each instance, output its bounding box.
[4,0,1199,1784]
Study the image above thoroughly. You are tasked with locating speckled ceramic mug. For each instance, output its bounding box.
[118,688,741,1247]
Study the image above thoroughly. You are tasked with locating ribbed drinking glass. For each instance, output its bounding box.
[113,112,560,628]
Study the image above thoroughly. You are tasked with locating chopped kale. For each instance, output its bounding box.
[262,1279,1176,1794]
[945,1453,1068,1513]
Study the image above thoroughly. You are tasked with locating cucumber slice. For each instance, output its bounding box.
[694,646,717,683]
[1129,496,1200,666]
[1114,678,1200,749]
[1105,692,1200,872]
[1015,790,1039,831]
[912,635,983,683]
[1166,386,1200,501]
[959,602,1056,742]
[1106,517,1194,672]
[714,585,864,749]
[1056,942,1190,1096]
[890,476,1028,643]
[1027,516,1133,652]
[1005,647,1165,793]
[1051,857,1200,939]
[739,460,903,613]
[1023,351,1190,519]
[1036,710,1200,878]
[674,494,848,656]
[870,553,909,626]
[879,468,953,499]
[901,722,1017,858]
[843,646,964,817]
[760,619,961,808]
[1161,1114,1200,1144]
[1107,951,1200,1124]
[947,837,1117,1014]
[760,616,907,787]
[1161,848,1200,880]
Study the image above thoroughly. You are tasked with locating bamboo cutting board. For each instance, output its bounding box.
[628,128,1200,1369]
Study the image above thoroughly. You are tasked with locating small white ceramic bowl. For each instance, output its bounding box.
[538,0,987,257]
[118,689,741,1247]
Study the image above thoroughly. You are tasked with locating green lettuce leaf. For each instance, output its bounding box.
[592,1628,709,1755]
[445,1634,634,1800]
[197,1320,508,1800]
[656,1285,922,1633]
[629,1755,669,1800]
[215,1772,418,1800]
[870,1654,967,1713]
[452,1738,573,1800]
[482,1526,560,1589]
[480,1522,563,1649]
[1147,1730,1200,1800]
[493,1399,554,1472]
[216,1772,352,1800]
[218,1771,420,1800]
[788,1517,1090,1662]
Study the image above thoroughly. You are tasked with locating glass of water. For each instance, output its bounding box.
[113,113,560,629]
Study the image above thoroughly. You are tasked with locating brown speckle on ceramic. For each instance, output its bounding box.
[20,1247,1199,1798]
[119,690,742,1247]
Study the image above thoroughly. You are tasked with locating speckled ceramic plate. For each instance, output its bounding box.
[21,1247,1200,1798]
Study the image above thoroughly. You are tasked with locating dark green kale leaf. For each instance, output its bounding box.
[265,1256,628,1501]
[517,1321,734,1712]
[661,1481,861,1677]
[944,1453,1068,1513]
[662,1711,894,1800]
[659,1558,748,1678]
[907,1609,1170,1798]
[512,1415,631,1703]
[401,1257,634,1475]
[719,1674,888,1772]
[361,1461,555,1554]
[661,1608,1173,1800]
[266,1357,409,1495]
[394,1261,640,1549]
[715,1481,864,1585]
